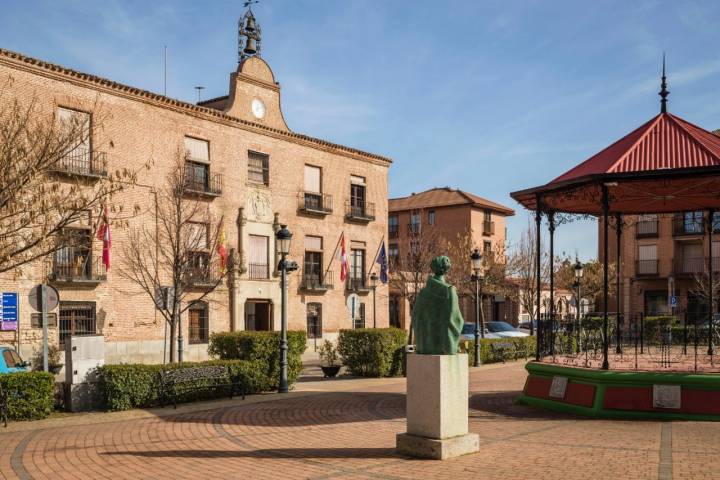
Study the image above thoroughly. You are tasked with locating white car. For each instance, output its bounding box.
[460,323,502,340]
[485,321,530,338]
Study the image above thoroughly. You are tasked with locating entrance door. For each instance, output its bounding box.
[245,300,273,331]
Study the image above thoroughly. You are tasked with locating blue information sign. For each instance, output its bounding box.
[0,292,18,331]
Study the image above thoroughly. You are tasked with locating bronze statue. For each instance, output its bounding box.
[412,256,465,355]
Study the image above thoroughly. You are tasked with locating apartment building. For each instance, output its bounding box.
[387,187,515,328]
[0,10,390,364]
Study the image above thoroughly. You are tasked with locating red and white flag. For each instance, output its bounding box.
[339,232,348,282]
[97,205,111,270]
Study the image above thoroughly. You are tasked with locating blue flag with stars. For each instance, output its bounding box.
[376,241,388,284]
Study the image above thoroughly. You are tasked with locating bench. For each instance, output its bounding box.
[489,342,515,363]
[159,365,245,409]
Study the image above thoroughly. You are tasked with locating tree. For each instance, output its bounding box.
[118,154,227,362]
[0,81,131,275]
[555,256,615,313]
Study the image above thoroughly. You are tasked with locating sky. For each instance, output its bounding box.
[2,0,720,260]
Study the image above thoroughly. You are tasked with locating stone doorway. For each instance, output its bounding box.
[245,300,273,331]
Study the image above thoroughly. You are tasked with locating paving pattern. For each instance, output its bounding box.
[1,361,719,479]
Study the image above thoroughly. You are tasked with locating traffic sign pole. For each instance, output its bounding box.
[41,284,48,373]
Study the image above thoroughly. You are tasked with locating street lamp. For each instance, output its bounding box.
[470,249,484,367]
[275,224,295,394]
[574,258,584,353]
[369,272,378,328]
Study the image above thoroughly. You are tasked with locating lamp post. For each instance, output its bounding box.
[369,272,378,328]
[275,224,293,394]
[574,258,584,353]
[470,249,484,367]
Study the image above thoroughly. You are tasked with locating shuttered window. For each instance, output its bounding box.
[184,137,210,164]
[248,152,269,185]
[304,165,321,193]
[304,236,322,251]
[58,107,90,161]
[186,222,208,250]
[249,235,269,279]
[638,245,657,260]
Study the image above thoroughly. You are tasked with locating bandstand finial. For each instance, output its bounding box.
[659,53,669,114]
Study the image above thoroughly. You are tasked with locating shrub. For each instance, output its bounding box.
[0,371,54,420]
[337,328,406,377]
[208,330,307,387]
[96,359,266,411]
[459,336,536,366]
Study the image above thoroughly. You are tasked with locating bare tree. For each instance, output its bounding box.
[118,154,227,362]
[555,256,615,313]
[0,80,132,274]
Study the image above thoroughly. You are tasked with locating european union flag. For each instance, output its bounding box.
[376,241,388,284]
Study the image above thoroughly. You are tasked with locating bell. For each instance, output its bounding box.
[243,37,257,55]
[245,15,256,32]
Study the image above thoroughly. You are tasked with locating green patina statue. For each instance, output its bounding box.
[412,256,465,355]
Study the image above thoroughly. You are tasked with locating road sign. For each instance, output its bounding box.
[670,296,677,307]
[0,292,18,331]
[29,285,59,312]
[346,293,360,320]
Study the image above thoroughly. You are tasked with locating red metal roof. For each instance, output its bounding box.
[551,113,720,184]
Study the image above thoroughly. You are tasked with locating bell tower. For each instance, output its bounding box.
[238,1,262,63]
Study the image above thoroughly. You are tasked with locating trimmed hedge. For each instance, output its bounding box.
[96,359,266,411]
[208,330,307,387]
[459,336,536,366]
[337,328,406,377]
[0,371,54,420]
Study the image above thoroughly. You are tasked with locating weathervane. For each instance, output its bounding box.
[238,0,262,63]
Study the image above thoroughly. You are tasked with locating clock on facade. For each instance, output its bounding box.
[251,98,266,119]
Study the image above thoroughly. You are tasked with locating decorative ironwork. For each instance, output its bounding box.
[298,192,332,215]
[345,200,375,222]
[159,365,245,409]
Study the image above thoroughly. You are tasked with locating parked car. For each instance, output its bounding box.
[485,321,530,338]
[0,346,29,374]
[460,323,501,340]
[518,319,537,331]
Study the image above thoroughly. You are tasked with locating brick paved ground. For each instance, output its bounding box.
[1,360,719,480]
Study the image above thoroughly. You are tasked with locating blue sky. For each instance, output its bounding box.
[2,0,720,260]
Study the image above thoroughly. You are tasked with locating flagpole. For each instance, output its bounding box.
[325,231,344,279]
[368,235,385,279]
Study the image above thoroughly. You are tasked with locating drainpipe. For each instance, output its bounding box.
[228,248,237,332]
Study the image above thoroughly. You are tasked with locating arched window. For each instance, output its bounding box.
[189,301,209,344]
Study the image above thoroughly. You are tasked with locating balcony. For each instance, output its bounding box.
[300,270,333,292]
[635,259,659,276]
[248,263,270,280]
[346,277,371,293]
[388,227,399,239]
[298,192,332,215]
[636,219,659,238]
[673,216,704,236]
[51,150,107,179]
[50,257,107,285]
[483,221,495,236]
[184,262,222,288]
[345,201,375,223]
[407,223,420,235]
[673,257,705,276]
[183,171,222,197]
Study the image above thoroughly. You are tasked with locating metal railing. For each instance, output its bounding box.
[673,257,705,275]
[673,216,704,236]
[483,221,495,235]
[347,276,369,291]
[52,149,108,177]
[345,200,375,221]
[183,170,223,196]
[184,262,221,286]
[51,257,107,282]
[298,192,332,214]
[59,303,96,346]
[300,269,333,291]
[636,259,659,276]
[636,219,659,238]
[248,263,270,280]
[388,227,399,239]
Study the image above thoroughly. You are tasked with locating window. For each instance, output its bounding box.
[684,211,704,234]
[389,215,399,237]
[304,165,321,193]
[410,211,421,234]
[248,151,269,185]
[350,175,366,215]
[188,302,209,344]
[388,244,399,264]
[249,235,269,279]
[2,349,22,368]
[307,303,322,339]
[389,296,400,328]
[186,222,208,250]
[484,210,491,222]
[428,209,435,225]
[185,161,209,192]
[350,249,365,288]
[410,240,420,256]
[59,302,96,346]
[714,212,720,233]
[304,236,323,284]
[54,228,93,279]
[58,107,91,165]
[637,244,658,274]
[354,303,366,329]
[184,137,209,163]
[483,240,492,258]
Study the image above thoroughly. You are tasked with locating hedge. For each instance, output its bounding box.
[208,330,307,387]
[459,336,536,366]
[0,371,54,420]
[96,359,266,411]
[337,328,406,377]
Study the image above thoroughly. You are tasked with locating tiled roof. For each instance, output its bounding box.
[0,48,391,165]
[389,187,515,215]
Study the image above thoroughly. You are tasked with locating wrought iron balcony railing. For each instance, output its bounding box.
[183,170,223,197]
[345,200,375,222]
[298,192,332,215]
[673,257,705,276]
[248,263,270,280]
[636,220,659,238]
[346,276,370,292]
[300,270,334,292]
[52,150,108,178]
[184,262,222,287]
[388,227,399,239]
[407,223,421,235]
[672,216,704,236]
[635,259,659,276]
[50,257,107,283]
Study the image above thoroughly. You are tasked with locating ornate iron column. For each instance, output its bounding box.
[548,212,555,357]
[709,209,715,356]
[616,213,622,354]
[602,185,610,370]
[534,194,542,361]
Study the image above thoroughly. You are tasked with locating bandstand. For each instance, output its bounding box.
[510,63,720,420]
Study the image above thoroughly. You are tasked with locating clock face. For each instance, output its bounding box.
[251,98,266,119]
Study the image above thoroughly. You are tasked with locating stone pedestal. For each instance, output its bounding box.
[396,353,479,460]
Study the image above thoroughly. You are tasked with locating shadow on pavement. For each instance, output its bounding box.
[468,391,585,420]
[104,448,398,459]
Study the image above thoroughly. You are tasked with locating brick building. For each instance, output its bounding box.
[387,187,515,328]
[0,10,390,365]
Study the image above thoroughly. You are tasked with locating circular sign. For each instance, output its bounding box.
[29,285,60,312]
[346,293,360,319]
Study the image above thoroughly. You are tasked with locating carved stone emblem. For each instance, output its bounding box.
[653,384,681,409]
[549,376,568,399]
[247,190,271,222]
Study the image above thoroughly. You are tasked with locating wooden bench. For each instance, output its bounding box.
[159,365,245,409]
[489,342,515,363]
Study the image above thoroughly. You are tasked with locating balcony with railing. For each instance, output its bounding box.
[51,149,108,178]
[184,261,222,287]
[388,226,399,239]
[483,221,495,236]
[300,270,333,292]
[407,223,421,235]
[636,219,659,238]
[673,216,704,236]
[183,170,223,197]
[635,259,659,276]
[345,200,375,222]
[346,276,371,293]
[298,192,332,215]
[50,257,107,284]
[248,263,270,280]
[673,257,705,276]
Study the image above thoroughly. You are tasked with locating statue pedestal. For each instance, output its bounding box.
[396,353,479,460]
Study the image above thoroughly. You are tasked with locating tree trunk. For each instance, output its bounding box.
[168,320,176,363]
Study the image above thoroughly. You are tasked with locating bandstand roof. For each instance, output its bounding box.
[511,67,720,216]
